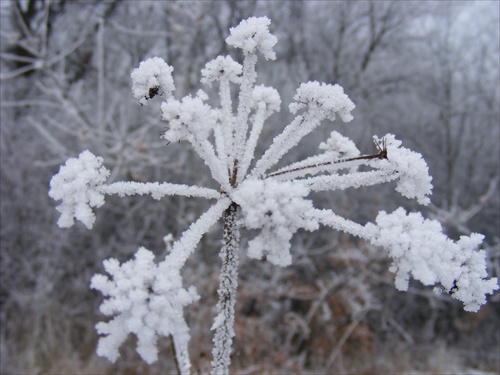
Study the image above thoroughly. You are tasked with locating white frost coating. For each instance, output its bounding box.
[131,57,175,105]
[319,131,360,158]
[373,134,433,205]
[211,203,239,375]
[49,16,498,374]
[99,181,222,200]
[90,247,199,367]
[161,90,217,143]
[306,170,399,192]
[251,85,281,114]
[239,85,281,178]
[49,150,109,229]
[268,131,361,180]
[164,197,232,270]
[201,55,242,85]
[233,179,318,266]
[289,81,355,123]
[252,83,355,178]
[372,208,498,312]
[311,208,378,240]
[226,16,277,60]
[202,56,240,168]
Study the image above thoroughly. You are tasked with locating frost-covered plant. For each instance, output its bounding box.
[49,17,498,374]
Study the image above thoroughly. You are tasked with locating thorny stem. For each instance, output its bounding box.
[211,202,240,375]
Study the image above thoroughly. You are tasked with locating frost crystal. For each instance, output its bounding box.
[49,150,109,229]
[372,208,498,312]
[226,16,277,60]
[90,247,199,365]
[201,55,242,85]
[161,90,217,142]
[252,85,281,114]
[319,131,360,158]
[234,179,318,266]
[131,57,175,105]
[372,134,433,205]
[289,81,355,122]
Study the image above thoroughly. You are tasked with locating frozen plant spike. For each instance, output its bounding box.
[49,16,498,375]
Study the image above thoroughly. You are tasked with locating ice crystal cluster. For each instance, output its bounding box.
[49,16,498,374]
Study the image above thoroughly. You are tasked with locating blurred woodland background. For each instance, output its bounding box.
[1,1,499,374]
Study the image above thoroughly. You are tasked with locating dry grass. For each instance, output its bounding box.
[1,252,498,375]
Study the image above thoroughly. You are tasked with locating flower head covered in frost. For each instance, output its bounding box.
[289,81,355,123]
[90,247,199,364]
[201,55,242,85]
[318,131,361,173]
[131,57,175,106]
[161,90,217,143]
[233,179,319,266]
[252,85,281,115]
[226,16,277,60]
[49,150,109,229]
[319,131,360,159]
[372,134,433,205]
[371,208,498,312]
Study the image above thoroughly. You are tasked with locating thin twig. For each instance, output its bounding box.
[267,149,387,179]
[325,309,369,369]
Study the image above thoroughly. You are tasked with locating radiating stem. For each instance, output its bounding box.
[211,202,240,375]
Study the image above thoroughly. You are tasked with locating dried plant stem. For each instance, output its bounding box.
[211,202,240,375]
[267,149,388,179]
[325,309,369,369]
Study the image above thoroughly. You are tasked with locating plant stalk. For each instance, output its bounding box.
[211,202,240,375]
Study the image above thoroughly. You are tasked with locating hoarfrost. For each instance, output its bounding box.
[49,15,498,374]
[201,55,242,85]
[226,16,277,60]
[90,247,199,367]
[372,208,498,312]
[49,150,109,229]
[234,179,318,266]
[131,57,175,105]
